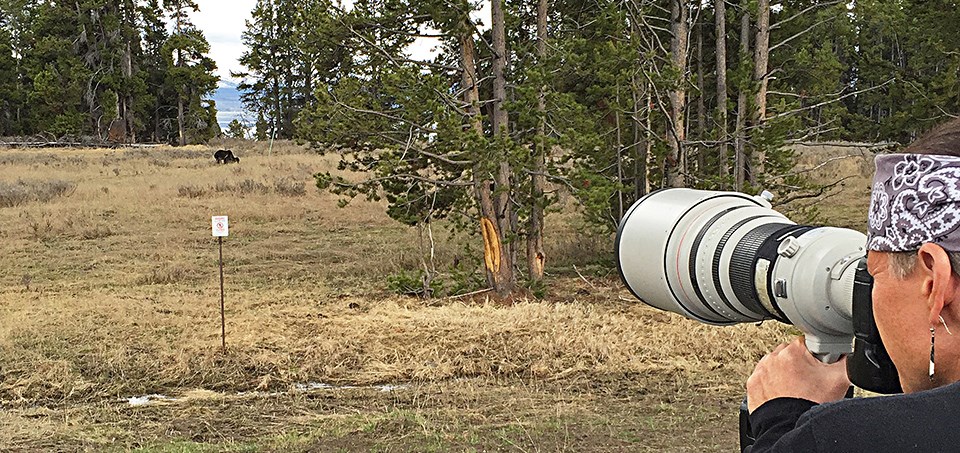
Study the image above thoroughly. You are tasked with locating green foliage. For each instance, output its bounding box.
[386,269,444,298]
[0,0,217,143]
[226,119,248,139]
[386,254,487,299]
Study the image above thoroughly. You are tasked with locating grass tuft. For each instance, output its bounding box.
[0,179,76,208]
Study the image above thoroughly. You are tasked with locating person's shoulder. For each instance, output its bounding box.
[808,381,960,422]
[799,382,960,451]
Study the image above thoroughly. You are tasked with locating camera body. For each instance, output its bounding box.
[616,188,900,394]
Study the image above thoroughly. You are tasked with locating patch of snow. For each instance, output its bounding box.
[126,394,175,406]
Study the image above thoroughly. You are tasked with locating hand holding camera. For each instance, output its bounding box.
[746,336,850,413]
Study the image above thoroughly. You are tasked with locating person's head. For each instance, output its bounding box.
[867,117,960,393]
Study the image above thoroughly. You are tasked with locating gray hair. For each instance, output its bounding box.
[887,250,960,280]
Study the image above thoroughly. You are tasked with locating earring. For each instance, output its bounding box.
[940,315,953,335]
[930,326,936,381]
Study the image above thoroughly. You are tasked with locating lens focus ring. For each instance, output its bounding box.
[729,223,794,317]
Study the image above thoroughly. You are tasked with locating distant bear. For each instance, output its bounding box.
[214,149,240,164]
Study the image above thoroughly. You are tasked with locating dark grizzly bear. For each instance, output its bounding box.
[214,149,240,164]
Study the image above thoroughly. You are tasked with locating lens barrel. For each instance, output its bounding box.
[617,189,865,358]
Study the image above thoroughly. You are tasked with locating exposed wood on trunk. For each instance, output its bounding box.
[667,0,688,188]
[461,25,513,297]
[715,0,729,184]
[527,0,547,283]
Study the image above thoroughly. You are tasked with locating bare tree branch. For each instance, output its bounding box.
[765,78,896,121]
[770,1,843,31]
[770,16,837,53]
[773,175,854,206]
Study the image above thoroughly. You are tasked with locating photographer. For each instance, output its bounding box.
[746,119,960,452]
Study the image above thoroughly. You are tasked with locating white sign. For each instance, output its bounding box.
[212,216,229,237]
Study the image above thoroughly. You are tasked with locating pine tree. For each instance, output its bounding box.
[162,0,219,145]
[226,118,247,139]
[22,1,89,136]
[139,0,170,142]
[0,9,17,135]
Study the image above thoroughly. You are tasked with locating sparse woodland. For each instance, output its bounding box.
[235,0,960,297]
[2,0,959,297]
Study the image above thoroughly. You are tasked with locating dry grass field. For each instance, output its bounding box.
[0,141,875,452]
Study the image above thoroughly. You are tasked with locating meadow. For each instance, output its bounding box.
[0,140,873,451]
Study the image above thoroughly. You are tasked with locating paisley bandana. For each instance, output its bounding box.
[867,153,960,252]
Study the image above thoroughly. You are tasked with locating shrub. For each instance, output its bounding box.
[387,269,444,299]
[0,179,76,208]
[177,185,206,198]
[273,177,306,197]
[237,178,269,194]
[214,179,269,195]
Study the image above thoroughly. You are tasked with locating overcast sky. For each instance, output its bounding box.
[193,0,257,85]
[192,1,490,85]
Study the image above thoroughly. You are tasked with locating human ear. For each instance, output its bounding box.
[917,243,956,324]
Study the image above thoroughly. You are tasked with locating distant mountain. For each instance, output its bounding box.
[212,81,249,130]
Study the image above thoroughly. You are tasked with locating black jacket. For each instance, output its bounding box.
[747,381,960,452]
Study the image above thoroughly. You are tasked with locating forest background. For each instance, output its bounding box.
[2,0,959,296]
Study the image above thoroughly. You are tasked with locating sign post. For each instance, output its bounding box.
[212,216,229,350]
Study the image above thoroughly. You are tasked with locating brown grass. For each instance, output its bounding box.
[0,141,872,451]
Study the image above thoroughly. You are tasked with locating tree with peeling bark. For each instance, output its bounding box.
[300,0,525,298]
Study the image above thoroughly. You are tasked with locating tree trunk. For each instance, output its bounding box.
[631,77,648,199]
[304,58,314,110]
[667,0,688,188]
[630,18,648,199]
[175,10,185,146]
[123,36,135,142]
[461,26,513,297]
[491,0,508,136]
[177,96,185,146]
[488,0,515,297]
[715,0,729,185]
[750,0,770,184]
[527,0,547,284]
[696,21,706,178]
[734,10,749,191]
[460,30,482,134]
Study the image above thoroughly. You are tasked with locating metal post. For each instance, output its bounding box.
[219,236,225,350]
